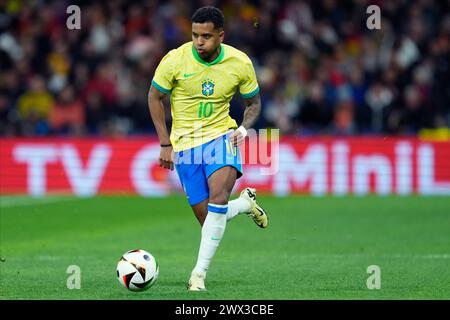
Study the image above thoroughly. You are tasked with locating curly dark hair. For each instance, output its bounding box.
[191,6,224,29]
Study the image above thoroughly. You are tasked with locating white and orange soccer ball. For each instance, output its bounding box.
[116,249,159,291]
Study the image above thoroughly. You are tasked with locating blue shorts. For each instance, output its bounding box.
[174,131,243,206]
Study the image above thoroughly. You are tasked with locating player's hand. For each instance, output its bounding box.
[230,127,246,147]
[159,146,174,170]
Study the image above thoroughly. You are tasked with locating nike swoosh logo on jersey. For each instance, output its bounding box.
[183,73,196,78]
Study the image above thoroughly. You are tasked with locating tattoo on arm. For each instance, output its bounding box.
[241,93,261,130]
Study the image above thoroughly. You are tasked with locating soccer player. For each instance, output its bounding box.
[148,6,268,291]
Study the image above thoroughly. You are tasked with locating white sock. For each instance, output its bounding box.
[193,203,227,275]
[226,197,252,222]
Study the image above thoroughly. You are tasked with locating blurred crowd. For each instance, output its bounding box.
[0,0,449,137]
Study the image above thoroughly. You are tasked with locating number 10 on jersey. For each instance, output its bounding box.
[198,102,214,118]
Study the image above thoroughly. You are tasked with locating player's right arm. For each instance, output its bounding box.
[148,86,174,171]
[148,50,177,170]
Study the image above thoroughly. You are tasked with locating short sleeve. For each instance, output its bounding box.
[151,51,176,94]
[239,57,260,99]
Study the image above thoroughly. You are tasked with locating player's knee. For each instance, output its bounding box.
[209,192,229,205]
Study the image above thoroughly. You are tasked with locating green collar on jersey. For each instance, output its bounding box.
[192,44,224,66]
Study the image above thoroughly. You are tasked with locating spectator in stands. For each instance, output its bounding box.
[264,88,299,134]
[0,0,448,136]
[49,84,85,135]
[297,80,333,134]
[17,75,54,136]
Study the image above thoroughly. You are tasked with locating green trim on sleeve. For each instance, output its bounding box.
[151,79,171,94]
[241,86,260,99]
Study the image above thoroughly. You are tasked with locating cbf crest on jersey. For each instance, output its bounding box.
[202,79,215,96]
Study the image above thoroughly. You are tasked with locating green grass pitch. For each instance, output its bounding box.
[0,195,449,299]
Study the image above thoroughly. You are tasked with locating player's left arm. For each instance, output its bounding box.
[230,93,261,147]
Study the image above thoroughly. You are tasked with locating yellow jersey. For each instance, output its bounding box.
[151,41,259,152]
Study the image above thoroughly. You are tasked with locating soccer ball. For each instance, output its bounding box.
[116,249,159,291]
